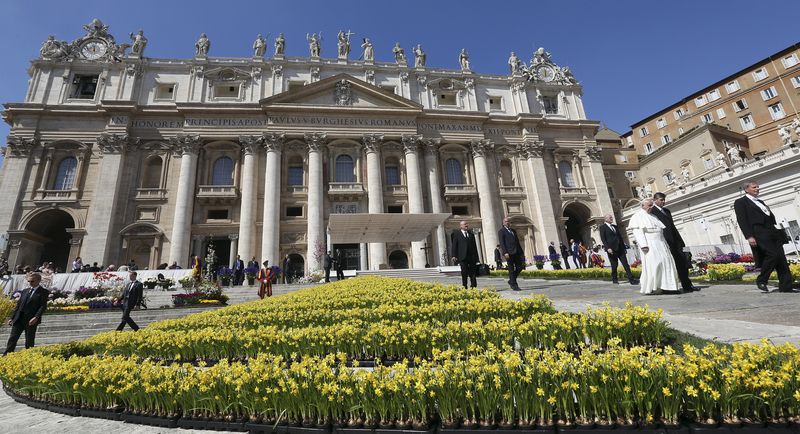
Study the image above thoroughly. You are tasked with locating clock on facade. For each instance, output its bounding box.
[535,65,555,82]
[80,39,107,60]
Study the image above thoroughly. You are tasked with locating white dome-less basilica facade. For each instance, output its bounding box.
[0,20,615,273]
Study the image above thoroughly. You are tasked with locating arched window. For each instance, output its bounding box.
[287,156,304,186]
[384,157,400,186]
[445,158,464,184]
[335,155,355,182]
[54,157,77,190]
[211,157,234,186]
[141,156,162,188]
[500,160,514,186]
[558,160,576,188]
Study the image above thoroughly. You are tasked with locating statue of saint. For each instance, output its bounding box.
[274,33,286,56]
[459,48,470,71]
[195,33,210,56]
[726,143,743,164]
[508,52,521,74]
[253,34,266,58]
[715,152,728,169]
[779,124,793,146]
[40,35,69,59]
[83,19,109,38]
[792,118,800,141]
[413,44,426,68]
[129,30,147,56]
[337,30,351,58]
[643,184,653,198]
[681,166,691,183]
[635,186,645,200]
[531,47,551,65]
[361,38,374,62]
[561,66,578,84]
[392,42,406,64]
[307,33,321,57]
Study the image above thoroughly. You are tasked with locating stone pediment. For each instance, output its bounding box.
[260,73,422,113]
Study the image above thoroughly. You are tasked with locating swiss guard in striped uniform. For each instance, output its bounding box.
[191,255,202,280]
[257,260,272,299]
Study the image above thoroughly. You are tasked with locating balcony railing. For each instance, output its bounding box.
[135,188,167,201]
[197,185,239,202]
[35,189,79,202]
[559,186,591,197]
[444,184,478,197]
[285,185,308,195]
[384,184,408,195]
[499,185,525,196]
[328,182,365,198]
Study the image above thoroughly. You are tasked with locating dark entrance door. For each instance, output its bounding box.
[203,239,232,271]
[333,243,360,270]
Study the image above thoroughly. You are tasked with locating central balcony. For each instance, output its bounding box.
[135,188,167,201]
[34,189,79,203]
[196,185,239,204]
[559,186,592,198]
[328,182,365,200]
[499,185,525,197]
[384,184,408,196]
[444,184,478,201]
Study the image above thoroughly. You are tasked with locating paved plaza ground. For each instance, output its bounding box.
[2,275,800,433]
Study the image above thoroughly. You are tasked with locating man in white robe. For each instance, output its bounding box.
[629,199,680,295]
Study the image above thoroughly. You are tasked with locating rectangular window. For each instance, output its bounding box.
[287,166,304,186]
[644,142,654,154]
[488,96,503,111]
[673,108,686,120]
[70,74,99,99]
[439,93,458,106]
[732,98,748,112]
[782,53,799,69]
[753,67,768,81]
[761,86,778,100]
[769,102,785,120]
[702,113,713,123]
[739,113,755,131]
[542,96,559,114]
[451,206,469,216]
[694,95,707,107]
[725,80,740,93]
[639,126,649,137]
[703,158,715,170]
[155,84,175,100]
[792,76,800,88]
[716,108,726,119]
[287,80,305,92]
[707,89,721,101]
[661,134,672,145]
[656,118,667,128]
[625,136,633,146]
[285,206,303,217]
[385,166,400,186]
[207,209,229,220]
[214,84,240,98]
[387,205,404,214]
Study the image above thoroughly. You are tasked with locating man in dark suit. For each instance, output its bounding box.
[116,271,144,331]
[559,242,571,269]
[451,220,479,289]
[498,216,525,291]
[599,214,638,285]
[651,192,698,293]
[335,250,345,281]
[232,254,245,286]
[323,251,333,283]
[734,181,795,293]
[4,272,48,354]
[493,245,503,270]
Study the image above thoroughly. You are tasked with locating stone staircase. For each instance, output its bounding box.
[0,283,311,348]
[356,267,458,280]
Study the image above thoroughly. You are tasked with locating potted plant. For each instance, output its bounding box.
[217,267,233,286]
[143,276,158,289]
[244,265,258,285]
[549,253,562,270]
[533,255,546,270]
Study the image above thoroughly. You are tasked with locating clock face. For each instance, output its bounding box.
[536,65,555,82]
[80,40,107,60]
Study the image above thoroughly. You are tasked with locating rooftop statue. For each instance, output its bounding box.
[129,30,147,57]
[253,34,266,58]
[307,33,321,57]
[40,35,71,60]
[392,42,406,64]
[274,33,285,56]
[459,48,470,71]
[195,33,210,56]
[361,38,374,62]
[337,30,353,58]
[413,44,426,68]
[508,52,521,74]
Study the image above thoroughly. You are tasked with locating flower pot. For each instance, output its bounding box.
[247,277,256,285]
[535,263,545,270]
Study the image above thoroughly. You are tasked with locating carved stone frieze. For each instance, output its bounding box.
[168,133,202,155]
[191,65,204,78]
[334,79,353,106]
[263,132,286,152]
[362,134,384,154]
[469,139,494,158]
[271,64,283,77]
[303,132,327,152]
[125,63,143,77]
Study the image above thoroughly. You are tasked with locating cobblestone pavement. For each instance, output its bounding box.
[3,276,800,433]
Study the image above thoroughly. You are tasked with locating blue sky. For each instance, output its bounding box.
[1,0,799,150]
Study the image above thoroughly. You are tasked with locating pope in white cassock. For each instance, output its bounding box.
[628,198,679,295]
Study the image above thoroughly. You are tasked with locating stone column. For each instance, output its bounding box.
[359,243,368,270]
[470,139,500,262]
[363,133,386,270]
[305,132,327,273]
[237,135,262,261]
[168,134,201,265]
[519,140,560,253]
[82,134,133,264]
[260,133,285,265]
[585,145,614,216]
[422,139,448,266]
[228,234,238,267]
[0,136,35,245]
[402,134,427,268]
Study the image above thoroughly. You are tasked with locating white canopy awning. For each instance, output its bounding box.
[328,213,450,243]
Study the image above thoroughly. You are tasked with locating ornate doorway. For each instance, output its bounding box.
[24,209,75,271]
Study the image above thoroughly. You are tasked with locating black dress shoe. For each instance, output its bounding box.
[756,283,770,292]
[611,280,619,284]
[629,279,639,285]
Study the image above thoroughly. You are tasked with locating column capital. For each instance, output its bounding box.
[421,137,441,155]
[5,134,38,158]
[96,133,138,155]
[169,133,202,155]
[228,234,239,241]
[303,132,327,152]
[469,138,494,158]
[262,132,286,152]
[362,133,384,154]
[239,134,265,155]
[518,139,545,159]
[585,145,603,162]
[401,134,422,154]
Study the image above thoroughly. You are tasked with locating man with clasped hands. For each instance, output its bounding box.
[4,272,49,354]
[451,220,480,289]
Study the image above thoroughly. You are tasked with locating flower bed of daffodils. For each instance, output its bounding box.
[1,276,799,433]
